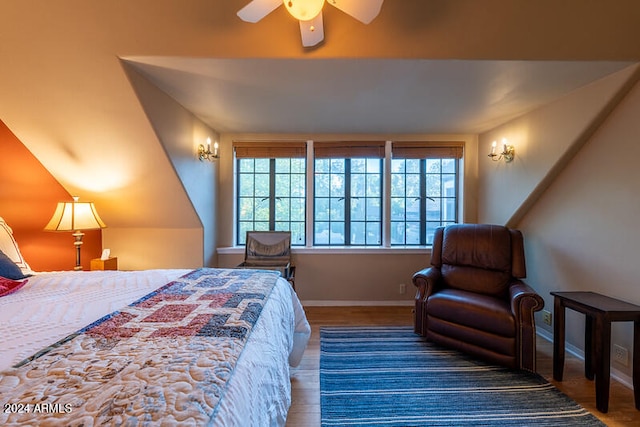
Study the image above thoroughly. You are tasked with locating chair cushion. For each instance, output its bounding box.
[442,264,511,297]
[440,224,513,296]
[426,289,515,337]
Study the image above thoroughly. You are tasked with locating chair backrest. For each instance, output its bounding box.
[243,231,291,267]
[430,224,526,297]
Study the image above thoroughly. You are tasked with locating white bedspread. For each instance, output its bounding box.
[0,269,310,426]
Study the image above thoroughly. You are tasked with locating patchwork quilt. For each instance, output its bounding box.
[0,268,279,425]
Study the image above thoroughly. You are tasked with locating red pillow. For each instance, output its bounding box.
[0,277,28,297]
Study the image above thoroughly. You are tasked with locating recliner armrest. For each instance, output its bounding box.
[412,267,442,300]
[509,280,544,323]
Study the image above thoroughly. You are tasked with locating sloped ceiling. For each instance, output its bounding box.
[124,57,632,134]
[1,0,639,229]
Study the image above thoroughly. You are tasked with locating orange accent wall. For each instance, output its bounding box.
[0,119,102,271]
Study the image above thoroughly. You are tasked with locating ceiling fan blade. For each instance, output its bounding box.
[327,0,384,24]
[237,0,282,23]
[299,12,324,47]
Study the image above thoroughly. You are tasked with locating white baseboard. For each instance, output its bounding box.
[537,328,633,389]
[301,300,414,307]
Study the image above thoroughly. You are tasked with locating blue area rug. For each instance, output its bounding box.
[320,326,605,426]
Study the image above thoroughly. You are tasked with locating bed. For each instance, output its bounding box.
[0,218,311,426]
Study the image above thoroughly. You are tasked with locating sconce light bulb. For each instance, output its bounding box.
[491,141,497,155]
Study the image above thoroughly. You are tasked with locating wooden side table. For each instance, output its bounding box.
[551,291,640,413]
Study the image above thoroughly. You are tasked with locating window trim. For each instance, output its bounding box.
[233,139,464,248]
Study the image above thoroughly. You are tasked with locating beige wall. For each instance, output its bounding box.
[216,133,478,303]
[478,64,640,382]
[100,62,220,270]
[103,227,202,270]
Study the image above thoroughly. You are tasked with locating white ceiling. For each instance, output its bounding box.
[124,57,633,134]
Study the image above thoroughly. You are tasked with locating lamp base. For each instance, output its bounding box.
[72,230,85,271]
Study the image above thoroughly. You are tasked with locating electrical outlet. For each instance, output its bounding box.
[613,344,629,367]
[399,283,406,294]
[542,310,552,326]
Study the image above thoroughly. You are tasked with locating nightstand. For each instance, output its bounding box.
[90,257,118,271]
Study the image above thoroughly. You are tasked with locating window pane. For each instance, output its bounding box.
[351,158,365,173]
[290,222,305,246]
[238,158,254,173]
[275,158,290,173]
[390,157,459,246]
[236,157,306,245]
[406,197,420,221]
[315,198,330,220]
[291,174,305,197]
[405,222,420,245]
[391,172,405,197]
[351,174,366,197]
[330,159,345,173]
[351,222,365,244]
[366,174,381,196]
[238,174,254,197]
[255,158,270,173]
[330,173,345,196]
[275,174,291,197]
[254,174,270,197]
[366,221,381,245]
[315,222,329,245]
[315,173,330,197]
[391,198,405,221]
[391,222,405,245]
[315,158,329,173]
[291,198,305,221]
[442,158,455,173]
[330,197,345,221]
[291,158,305,174]
[351,197,365,221]
[366,197,381,221]
[329,222,345,245]
[275,198,290,221]
[406,159,420,173]
[238,198,254,221]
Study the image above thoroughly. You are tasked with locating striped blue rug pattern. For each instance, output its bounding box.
[320,326,605,426]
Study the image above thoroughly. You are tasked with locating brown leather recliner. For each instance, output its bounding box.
[413,224,544,371]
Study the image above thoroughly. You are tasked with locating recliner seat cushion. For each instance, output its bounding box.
[426,289,515,337]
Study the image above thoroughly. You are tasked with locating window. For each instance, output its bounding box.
[391,158,458,245]
[314,158,383,245]
[235,142,306,245]
[390,142,462,245]
[314,142,384,246]
[234,140,462,247]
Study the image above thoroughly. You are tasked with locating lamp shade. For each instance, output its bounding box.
[44,197,106,231]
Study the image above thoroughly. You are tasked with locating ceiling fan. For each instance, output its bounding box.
[237,0,384,47]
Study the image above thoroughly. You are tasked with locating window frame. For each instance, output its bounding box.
[233,140,464,248]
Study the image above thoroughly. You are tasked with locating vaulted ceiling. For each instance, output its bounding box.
[1,0,639,228]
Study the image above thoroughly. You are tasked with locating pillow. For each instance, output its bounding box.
[0,217,33,275]
[0,276,29,297]
[0,249,29,280]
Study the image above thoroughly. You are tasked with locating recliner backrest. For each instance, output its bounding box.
[430,224,526,297]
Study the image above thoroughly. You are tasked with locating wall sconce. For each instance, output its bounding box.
[488,138,515,163]
[198,137,219,162]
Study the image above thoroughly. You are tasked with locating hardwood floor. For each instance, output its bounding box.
[286,306,639,426]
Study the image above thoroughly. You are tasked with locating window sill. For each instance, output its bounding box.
[217,246,431,255]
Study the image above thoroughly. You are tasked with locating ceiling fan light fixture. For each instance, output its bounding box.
[284,0,324,21]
